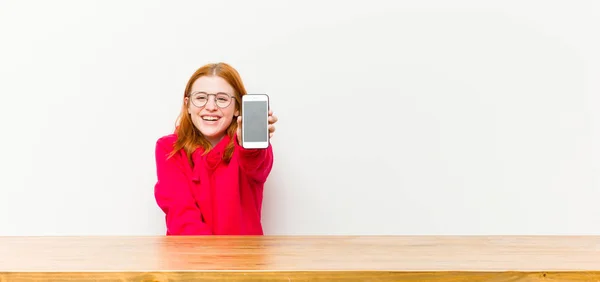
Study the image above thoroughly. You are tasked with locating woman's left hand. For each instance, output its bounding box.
[236,110,278,145]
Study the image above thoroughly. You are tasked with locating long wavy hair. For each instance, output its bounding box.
[170,62,247,164]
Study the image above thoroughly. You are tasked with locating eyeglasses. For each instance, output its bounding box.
[189,92,235,108]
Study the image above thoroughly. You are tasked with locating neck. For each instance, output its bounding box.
[207,135,225,147]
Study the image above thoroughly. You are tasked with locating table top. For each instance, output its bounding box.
[1,235,600,272]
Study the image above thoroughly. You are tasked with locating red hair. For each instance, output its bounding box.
[170,62,247,164]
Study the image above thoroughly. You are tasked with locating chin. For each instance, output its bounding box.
[201,132,221,139]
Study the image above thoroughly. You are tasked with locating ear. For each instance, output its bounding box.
[234,110,239,117]
[184,97,190,114]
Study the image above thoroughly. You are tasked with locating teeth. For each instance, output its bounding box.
[202,116,218,121]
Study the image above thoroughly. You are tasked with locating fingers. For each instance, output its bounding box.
[267,112,277,138]
[268,114,278,124]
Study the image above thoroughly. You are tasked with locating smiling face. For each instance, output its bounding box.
[186,75,239,146]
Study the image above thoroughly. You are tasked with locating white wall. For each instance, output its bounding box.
[0,0,598,236]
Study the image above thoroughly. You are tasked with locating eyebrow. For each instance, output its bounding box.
[191,91,230,95]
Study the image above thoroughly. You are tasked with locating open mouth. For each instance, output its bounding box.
[201,116,220,121]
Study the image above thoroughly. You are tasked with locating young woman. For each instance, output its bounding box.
[154,62,277,235]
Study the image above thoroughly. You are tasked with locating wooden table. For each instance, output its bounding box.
[1,236,600,281]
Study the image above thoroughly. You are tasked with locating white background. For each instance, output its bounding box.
[0,0,598,235]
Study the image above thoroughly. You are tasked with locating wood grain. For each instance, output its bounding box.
[3,271,600,282]
[1,236,599,281]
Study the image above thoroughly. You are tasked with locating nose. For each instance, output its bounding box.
[204,96,218,111]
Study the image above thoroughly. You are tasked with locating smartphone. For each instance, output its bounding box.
[241,94,270,149]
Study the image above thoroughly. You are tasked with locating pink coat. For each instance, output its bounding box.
[154,133,273,235]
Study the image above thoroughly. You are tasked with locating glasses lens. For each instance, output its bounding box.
[192,93,208,107]
[215,93,232,108]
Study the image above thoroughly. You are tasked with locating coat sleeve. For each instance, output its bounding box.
[234,137,274,184]
[154,139,212,235]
